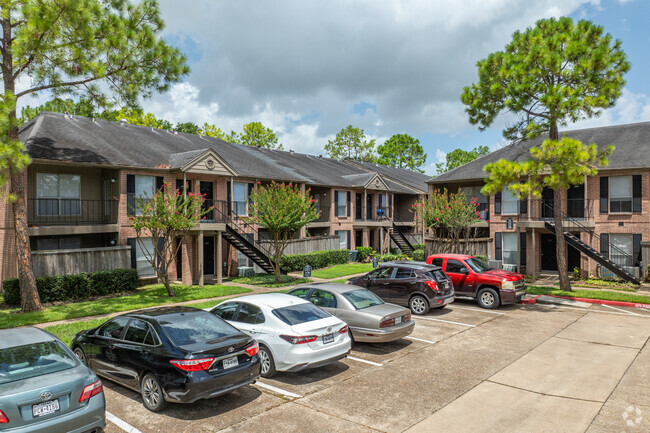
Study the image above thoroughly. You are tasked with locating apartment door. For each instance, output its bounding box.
[541,187,554,219]
[200,182,214,220]
[355,230,363,248]
[541,233,557,271]
[567,185,585,219]
[203,236,215,276]
[355,194,363,220]
[366,194,373,220]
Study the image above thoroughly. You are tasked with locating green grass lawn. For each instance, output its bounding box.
[331,278,350,284]
[559,279,638,292]
[230,274,311,288]
[311,263,373,279]
[0,284,251,330]
[528,285,650,304]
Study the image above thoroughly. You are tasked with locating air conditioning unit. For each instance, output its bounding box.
[488,260,502,270]
[502,264,517,272]
[598,265,640,280]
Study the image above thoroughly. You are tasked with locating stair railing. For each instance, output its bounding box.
[213,200,273,260]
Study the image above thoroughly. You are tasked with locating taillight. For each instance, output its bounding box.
[380,318,395,328]
[245,341,259,357]
[339,325,348,334]
[404,313,411,322]
[79,379,103,403]
[424,280,439,291]
[0,409,9,424]
[280,335,318,344]
[170,357,215,371]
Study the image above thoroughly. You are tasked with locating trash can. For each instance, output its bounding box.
[349,250,358,262]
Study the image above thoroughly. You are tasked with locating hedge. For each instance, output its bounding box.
[280,249,350,272]
[412,249,425,262]
[2,268,139,307]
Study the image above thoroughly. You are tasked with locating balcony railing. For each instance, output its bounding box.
[314,205,331,222]
[28,199,118,226]
[528,198,594,221]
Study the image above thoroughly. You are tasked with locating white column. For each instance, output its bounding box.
[217,231,223,284]
[198,230,204,287]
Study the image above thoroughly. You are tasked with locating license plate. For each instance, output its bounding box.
[395,316,402,325]
[222,356,239,369]
[32,399,59,417]
[323,333,334,344]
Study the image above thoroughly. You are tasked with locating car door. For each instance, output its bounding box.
[387,267,417,305]
[445,259,475,296]
[89,317,130,383]
[287,287,312,300]
[366,267,395,300]
[308,289,338,316]
[232,302,268,341]
[113,319,157,390]
[211,302,240,324]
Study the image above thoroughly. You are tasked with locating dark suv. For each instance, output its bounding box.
[349,262,454,315]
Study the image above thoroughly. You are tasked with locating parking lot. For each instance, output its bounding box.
[102,300,650,433]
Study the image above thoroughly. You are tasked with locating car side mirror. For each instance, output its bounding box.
[460,268,470,275]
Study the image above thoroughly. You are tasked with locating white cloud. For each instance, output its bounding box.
[570,89,650,130]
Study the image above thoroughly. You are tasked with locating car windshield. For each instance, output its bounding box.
[272,303,330,326]
[465,258,492,273]
[342,289,384,310]
[158,311,240,346]
[0,341,77,385]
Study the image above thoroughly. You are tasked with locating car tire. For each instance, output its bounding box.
[409,295,430,315]
[477,288,500,309]
[140,373,167,412]
[259,345,277,378]
[73,347,87,366]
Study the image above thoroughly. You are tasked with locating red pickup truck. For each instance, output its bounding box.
[426,254,526,309]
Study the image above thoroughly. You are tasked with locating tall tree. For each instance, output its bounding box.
[1,0,189,312]
[377,134,427,172]
[20,97,118,123]
[325,125,376,161]
[461,17,629,291]
[199,122,229,140]
[175,121,200,135]
[435,146,490,175]
[230,122,283,149]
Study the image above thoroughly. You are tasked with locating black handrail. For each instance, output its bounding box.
[213,200,273,259]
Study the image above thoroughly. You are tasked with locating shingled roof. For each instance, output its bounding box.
[19,111,429,194]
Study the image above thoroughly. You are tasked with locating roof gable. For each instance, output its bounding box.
[178,148,237,176]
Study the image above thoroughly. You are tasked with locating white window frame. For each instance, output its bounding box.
[609,234,634,267]
[609,176,633,214]
[134,175,155,216]
[36,173,81,216]
[135,237,156,278]
[336,190,347,217]
[335,230,348,250]
[502,232,518,266]
[233,182,248,217]
[502,187,519,215]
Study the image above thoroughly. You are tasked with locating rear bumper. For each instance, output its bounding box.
[428,292,455,308]
[284,350,350,372]
[276,338,352,372]
[351,320,414,343]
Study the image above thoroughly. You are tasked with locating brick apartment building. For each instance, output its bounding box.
[0,112,429,285]
[428,121,650,283]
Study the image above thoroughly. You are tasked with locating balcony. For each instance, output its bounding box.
[515,198,596,230]
[28,198,118,226]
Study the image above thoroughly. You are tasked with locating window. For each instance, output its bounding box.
[36,173,81,216]
[159,311,239,346]
[379,194,387,214]
[610,176,633,213]
[271,303,330,326]
[0,341,77,385]
[336,190,347,216]
[370,267,394,279]
[35,237,82,251]
[446,259,467,274]
[395,268,415,279]
[430,258,443,267]
[233,182,248,216]
[502,232,518,265]
[97,317,130,339]
[212,302,239,321]
[502,187,519,215]
[313,194,321,214]
[462,186,488,211]
[124,319,151,344]
[135,238,156,277]
[610,234,633,267]
[237,303,265,324]
[308,289,337,308]
[288,288,310,299]
[335,230,349,250]
[134,175,154,215]
[342,289,384,310]
[465,258,492,273]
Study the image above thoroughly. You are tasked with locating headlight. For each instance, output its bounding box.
[502,280,515,291]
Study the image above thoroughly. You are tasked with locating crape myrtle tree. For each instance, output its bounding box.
[0,0,189,311]
[246,182,318,283]
[415,188,482,255]
[460,17,629,291]
[131,183,210,297]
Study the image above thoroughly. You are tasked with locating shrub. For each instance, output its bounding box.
[474,255,488,264]
[380,253,410,262]
[412,249,425,262]
[2,268,139,307]
[412,243,425,250]
[356,247,375,262]
[280,249,350,272]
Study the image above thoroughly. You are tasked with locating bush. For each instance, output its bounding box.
[356,247,375,262]
[380,253,410,262]
[412,249,425,262]
[412,243,424,250]
[474,255,488,264]
[280,249,350,272]
[2,268,140,307]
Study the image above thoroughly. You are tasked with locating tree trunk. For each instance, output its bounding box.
[554,188,571,291]
[162,274,176,297]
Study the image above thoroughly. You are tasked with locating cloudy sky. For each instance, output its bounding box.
[106,1,650,174]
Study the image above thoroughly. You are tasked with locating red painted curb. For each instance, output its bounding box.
[534,294,650,310]
[520,296,540,305]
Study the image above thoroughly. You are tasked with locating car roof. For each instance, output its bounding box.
[380,261,442,270]
[222,293,311,309]
[122,305,205,320]
[429,254,474,260]
[293,282,362,294]
[0,327,57,350]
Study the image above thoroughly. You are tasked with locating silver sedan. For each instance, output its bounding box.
[287,283,414,343]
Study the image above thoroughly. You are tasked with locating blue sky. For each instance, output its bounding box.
[134,1,650,176]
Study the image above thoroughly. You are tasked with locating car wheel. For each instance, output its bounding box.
[259,345,277,378]
[477,288,500,309]
[73,347,87,366]
[409,295,430,315]
[140,373,166,412]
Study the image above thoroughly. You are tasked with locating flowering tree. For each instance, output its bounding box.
[415,188,483,254]
[131,183,210,296]
[246,182,319,282]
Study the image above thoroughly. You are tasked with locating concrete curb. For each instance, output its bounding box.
[522,294,650,310]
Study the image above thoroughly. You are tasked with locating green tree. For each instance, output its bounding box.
[246,182,318,283]
[115,108,162,128]
[435,146,490,175]
[461,17,629,290]
[199,123,229,140]
[325,125,376,161]
[0,0,189,312]
[20,97,118,123]
[377,134,427,172]
[230,122,283,149]
[131,183,209,297]
[175,121,200,135]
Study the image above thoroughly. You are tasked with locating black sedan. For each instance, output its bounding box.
[71,306,261,412]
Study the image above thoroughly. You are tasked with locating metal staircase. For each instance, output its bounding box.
[541,203,640,285]
[389,223,415,257]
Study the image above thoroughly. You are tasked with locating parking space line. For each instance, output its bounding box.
[451,305,506,315]
[534,303,650,318]
[405,336,436,344]
[602,304,643,316]
[106,411,143,433]
[414,316,476,327]
[347,356,383,366]
[255,381,303,398]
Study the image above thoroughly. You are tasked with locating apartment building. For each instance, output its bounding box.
[428,121,650,283]
[0,112,428,285]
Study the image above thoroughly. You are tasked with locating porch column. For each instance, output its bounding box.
[531,228,537,282]
[363,189,367,221]
[516,229,521,274]
[217,231,223,284]
[379,227,384,254]
[198,230,204,287]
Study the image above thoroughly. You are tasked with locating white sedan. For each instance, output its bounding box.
[209,293,351,378]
